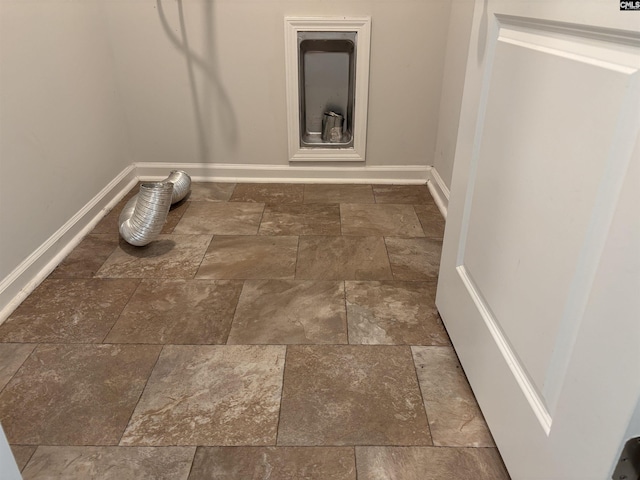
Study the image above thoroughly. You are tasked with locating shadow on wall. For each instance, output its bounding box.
[157,0,238,162]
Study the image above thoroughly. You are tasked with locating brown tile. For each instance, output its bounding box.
[196,236,297,280]
[296,236,393,280]
[188,447,356,479]
[105,279,243,345]
[188,182,236,202]
[304,184,374,204]
[0,344,161,445]
[355,446,510,480]
[227,280,347,345]
[0,279,138,343]
[22,446,195,480]
[173,202,264,235]
[10,445,36,471]
[91,208,122,235]
[96,235,211,278]
[385,237,442,281]
[259,204,341,236]
[0,344,36,390]
[340,204,424,237]
[161,200,190,234]
[49,234,119,278]
[372,185,434,205]
[121,345,286,446]
[230,183,304,204]
[278,345,431,446]
[412,346,495,447]
[346,281,449,346]
[414,204,445,239]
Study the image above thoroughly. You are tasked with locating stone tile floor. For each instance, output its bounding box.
[0,183,510,479]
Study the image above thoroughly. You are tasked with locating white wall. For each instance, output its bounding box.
[433,0,474,190]
[0,2,132,284]
[103,0,452,167]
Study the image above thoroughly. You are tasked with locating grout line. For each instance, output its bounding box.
[410,346,435,447]
[293,235,301,280]
[343,280,350,345]
[116,344,165,447]
[0,343,38,398]
[353,445,359,479]
[186,445,199,479]
[274,346,289,447]
[99,278,143,344]
[224,281,246,345]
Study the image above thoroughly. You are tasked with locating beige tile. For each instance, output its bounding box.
[105,279,243,344]
[230,183,304,204]
[96,235,211,278]
[188,447,356,479]
[412,346,495,447]
[278,345,431,446]
[372,185,434,205]
[304,184,374,204]
[341,204,424,237]
[0,344,36,390]
[196,236,298,279]
[346,281,449,346]
[0,279,138,343]
[296,236,393,280]
[0,344,161,445]
[188,182,236,202]
[22,446,195,480]
[121,345,286,446]
[414,204,445,239]
[227,280,347,345]
[173,202,264,235]
[49,234,119,278]
[10,445,36,471]
[259,204,341,235]
[385,237,442,281]
[355,446,510,480]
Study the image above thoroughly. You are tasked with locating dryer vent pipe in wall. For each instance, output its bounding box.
[119,170,191,247]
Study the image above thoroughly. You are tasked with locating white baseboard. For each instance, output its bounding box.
[426,167,450,219]
[0,165,138,324]
[134,162,430,185]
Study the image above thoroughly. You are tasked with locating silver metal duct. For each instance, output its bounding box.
[119,171,191,247]
[165,170,191,203]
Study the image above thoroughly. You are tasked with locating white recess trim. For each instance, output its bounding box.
[426,166,450,219]
[0,165,138,324]
[135,162,429,184]
[284,16,371,162]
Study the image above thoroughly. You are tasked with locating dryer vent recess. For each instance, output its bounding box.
[119,170,191,247]
[298,31,356,149]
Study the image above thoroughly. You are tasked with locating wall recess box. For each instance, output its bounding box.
[284,17,371,162]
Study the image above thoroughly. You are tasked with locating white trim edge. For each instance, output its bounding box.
[135,162,430,184]
[457,265,553,434]
[426,166,450,219]
[0,165,137,324]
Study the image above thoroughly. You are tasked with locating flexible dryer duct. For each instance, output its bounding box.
[119,170,191,247]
